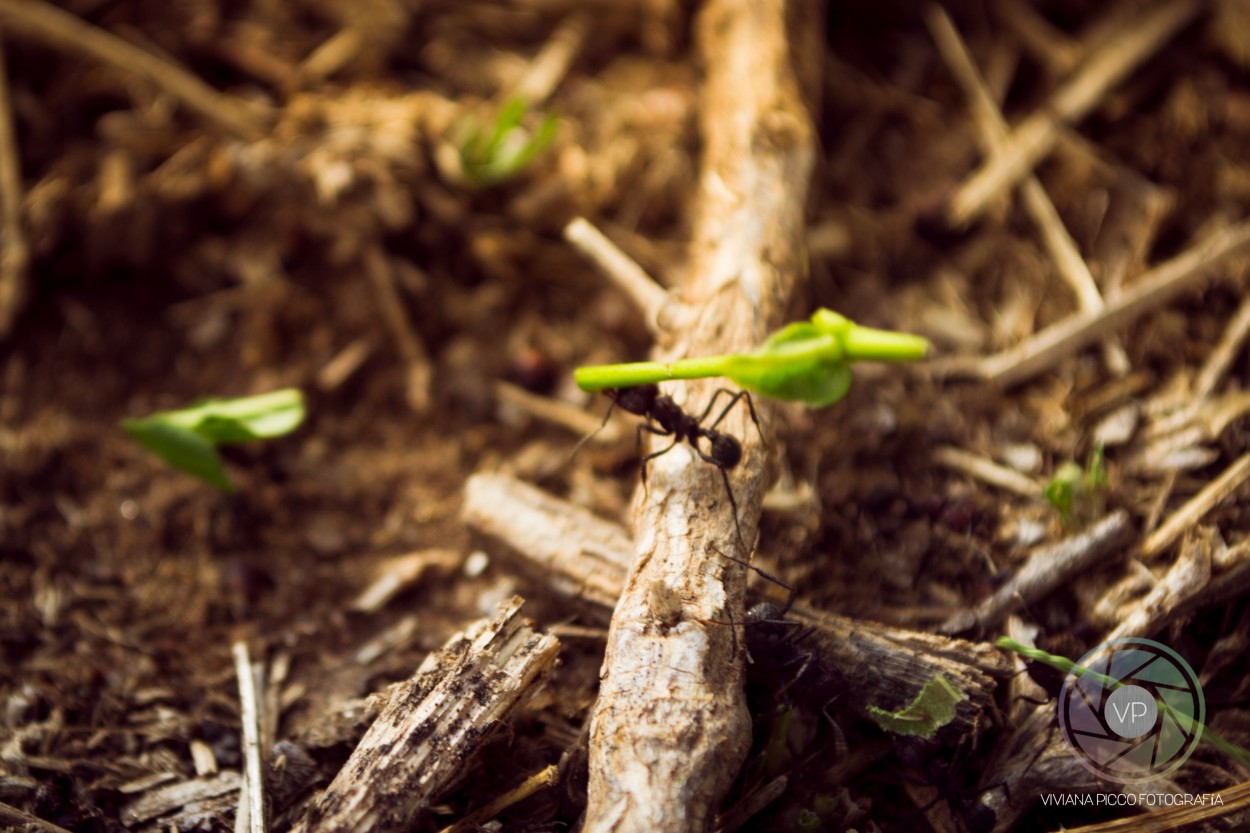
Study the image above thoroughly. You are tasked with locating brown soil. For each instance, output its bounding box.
[3,2,1250,832]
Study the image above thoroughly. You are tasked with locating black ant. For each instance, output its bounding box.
[598,383,763,551]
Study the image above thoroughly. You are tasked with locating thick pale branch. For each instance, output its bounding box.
[583,2,821,831]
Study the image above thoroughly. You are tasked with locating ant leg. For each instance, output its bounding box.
[709,544,797,616]
[638,431,679,489]
[774,649,815,699]
[712,462,746,556]
[701,388,766,446]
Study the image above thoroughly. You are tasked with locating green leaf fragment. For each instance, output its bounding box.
[795,809,822,833]
[121,388,305,490]
[866,673,964,739]
[122,418,235,492]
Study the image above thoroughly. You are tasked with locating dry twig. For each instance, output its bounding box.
[927,6,1128,375]
[0,0,268,140]
[564,217,671,334]
[510,13,588,107]
[1101,526,1213,641]
[942,0,1203,228]
[0,36,26,339]
[121,772,243,828]
[494,379,622,439]
[0,801,75,833]
[364,246,432,413]
[437,765,560,833]
[463,472,632,611]
[940,510,1135,634]
[1139,453,1250,560]
[932,445,1042,498]
[232,642,267,833]
[965,219,1250,387]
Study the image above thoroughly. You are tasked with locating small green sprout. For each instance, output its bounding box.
[794,809,822,833]
[455,96,558,186]
[121,388,305,491]
[866,673,964,739]
[574,309,929,408]
[1044,444,1107,522]
[997,637,1250,768]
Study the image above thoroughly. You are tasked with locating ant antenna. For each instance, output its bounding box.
[565,392,622,466]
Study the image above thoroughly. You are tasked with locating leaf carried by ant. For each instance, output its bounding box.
[718,323,854,407]
[573,308,928,407]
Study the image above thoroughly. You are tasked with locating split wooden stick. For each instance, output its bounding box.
[290,598,559,833]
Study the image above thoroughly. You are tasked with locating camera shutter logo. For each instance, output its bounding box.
[1058,638,1204,783]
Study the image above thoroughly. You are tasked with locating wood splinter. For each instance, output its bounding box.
[290,597,560,833]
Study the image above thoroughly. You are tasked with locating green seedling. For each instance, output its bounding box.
[455,95,558,186]
[866,673,964,739]
[121,388,305,491]
[1045,445,1106,523]
[997,638,1250,768]
[574,308,929,408]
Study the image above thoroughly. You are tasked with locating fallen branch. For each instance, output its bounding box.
[580,2,821,830]
[940,510,1135,634]
[463,472,1009,757]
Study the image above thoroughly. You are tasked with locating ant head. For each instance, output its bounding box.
[707,433,742,469]
[606,384,658,417]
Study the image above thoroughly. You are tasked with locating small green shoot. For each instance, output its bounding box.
[574,308,929,408]
[794,809,822,833]
[1045,444,1107,523]
[455,96,558,186]
[996,638,1250,768]
[866,673,964,739]
[121,389,305,491]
